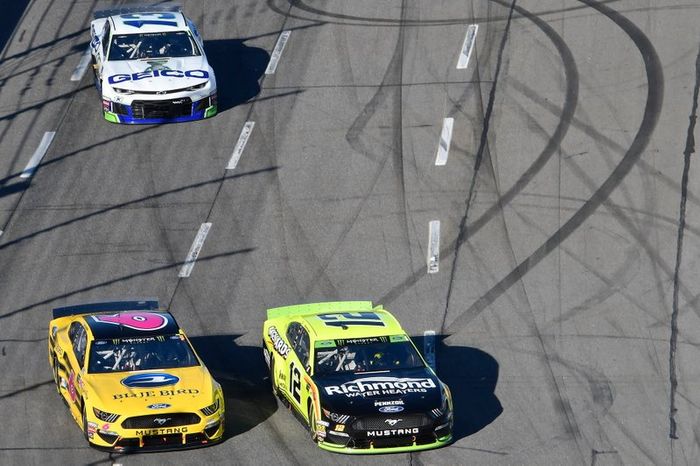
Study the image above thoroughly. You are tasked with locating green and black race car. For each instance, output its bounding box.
[262,301,453,454]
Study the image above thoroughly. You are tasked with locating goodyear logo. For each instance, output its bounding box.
[121,373,179,388]
[108,69,209,85]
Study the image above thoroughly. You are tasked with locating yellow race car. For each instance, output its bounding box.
[48,300,224,452]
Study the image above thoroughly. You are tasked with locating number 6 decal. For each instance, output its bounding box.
[290,362,301,403]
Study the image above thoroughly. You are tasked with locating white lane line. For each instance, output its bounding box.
[178,223,212,278]
[265,30,291,75]
[457,24,479,69]
[435,117,454,166]
[427,220,440,274]
[70,46,92,81]
[20,131,56,179]
[423,330,436,370]
[227,121,255,170]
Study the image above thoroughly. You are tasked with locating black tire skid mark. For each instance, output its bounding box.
[444,0,664,336]
[298,1,417,297]
[265,0,622,27]
[378,0,579,309]
[669,41,700,442]
[507,77,700,331]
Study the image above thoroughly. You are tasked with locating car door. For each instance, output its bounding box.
[285,322,311,416]
[66,321,88,409]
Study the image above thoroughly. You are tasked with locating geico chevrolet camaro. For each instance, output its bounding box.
[262,301,453,454]
[89,10,217,123]
[48,300,224,452]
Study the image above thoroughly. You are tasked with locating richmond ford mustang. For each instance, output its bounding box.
[262,301,453,453]
[89,10,217,123]
[48,300,224,452]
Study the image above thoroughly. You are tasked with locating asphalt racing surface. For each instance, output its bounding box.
[1,1,699,464]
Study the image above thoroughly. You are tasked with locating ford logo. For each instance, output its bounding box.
[147,403,171,410]
[379,406,404,413]
[121,373,179,388]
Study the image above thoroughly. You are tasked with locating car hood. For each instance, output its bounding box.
[85,366,216,413]
[102,56,211,92]
[314,367,443,416]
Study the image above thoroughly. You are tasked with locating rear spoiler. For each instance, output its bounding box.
[266,301,382,320]
[52,299,160,320]
[94,3,181,19]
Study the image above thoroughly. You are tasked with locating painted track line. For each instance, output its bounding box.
[178,223,212,278]
[435,117,454,166]
[457,24,479,69]
[227,121,255,170]
[20,131,55,179]
[423,330,436,370]
[265,30,291,75]
[428,220,440,273]
[70,46,92,81]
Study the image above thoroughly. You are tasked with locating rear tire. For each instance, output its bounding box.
[81,405,89,441]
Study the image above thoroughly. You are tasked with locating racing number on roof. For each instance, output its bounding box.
[290,362,301,404]
[318,312,385,327]
[120,12,178,28]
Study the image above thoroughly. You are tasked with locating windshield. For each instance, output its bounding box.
[314,337,424,376]
[108,31,200,60]
[88,334,199,373]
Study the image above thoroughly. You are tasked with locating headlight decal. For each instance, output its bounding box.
[200,398,220,416]
[93,407,120,423]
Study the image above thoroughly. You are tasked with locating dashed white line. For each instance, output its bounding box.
[423,330,436,370]
[265,30,291,75]
[70,46,92,81]
[457,24,479,69]
[435,117,454,166]
[427,220,440,274]
[178,223,212,278]
[227,121,255,170]
[20,131,55,179]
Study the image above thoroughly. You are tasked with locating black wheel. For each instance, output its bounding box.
[308,402,319,443]
[51,354,59,390]
[81,405,89,441]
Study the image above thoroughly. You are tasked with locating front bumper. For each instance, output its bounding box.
[86,411,225,453]
[317,415,453,454]
[101,93,217,124]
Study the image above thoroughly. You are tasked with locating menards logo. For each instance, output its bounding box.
[324,377,436,397]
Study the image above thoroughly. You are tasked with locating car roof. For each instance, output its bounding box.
[300,309,405,340]
[109,11,189,35]
[82,310,180,339]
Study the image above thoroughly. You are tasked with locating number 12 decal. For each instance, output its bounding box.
[290,362,301,403]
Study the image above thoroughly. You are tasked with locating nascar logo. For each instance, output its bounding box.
[121,373,179,388]
[108,69,209,85]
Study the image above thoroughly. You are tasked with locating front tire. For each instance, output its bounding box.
[81,405,89,441]
[309,402,319,443]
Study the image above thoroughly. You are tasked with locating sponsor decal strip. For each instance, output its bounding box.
[70,46,92,82]
[227,121,255,170]
[265,30,291,75]
[178,223,212,278]
[427,220,440,274]
[457,24,479,69]
[435,117,454,166]
[268,326,290,358]
[20,132,55,179]
[324,377,437,397]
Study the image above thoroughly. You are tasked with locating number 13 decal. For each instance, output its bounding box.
[290,362,301,403]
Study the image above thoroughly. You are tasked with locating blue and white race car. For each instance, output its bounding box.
[90,9,217,124]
